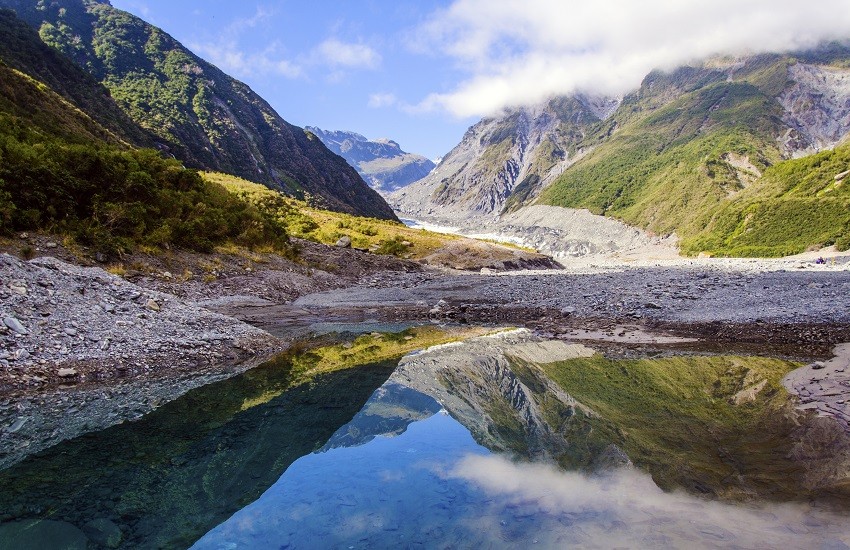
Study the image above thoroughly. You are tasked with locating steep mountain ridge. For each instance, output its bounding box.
[1,0,396,220]
[391,46,850,257]
[306,127,435,193]
[0,8,152,146]
[390,95,612,221]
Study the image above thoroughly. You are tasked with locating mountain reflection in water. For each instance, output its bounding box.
[194,407,850,549]
[2,327,850,549]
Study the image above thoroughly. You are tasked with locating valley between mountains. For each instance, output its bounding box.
[2,1,850,548]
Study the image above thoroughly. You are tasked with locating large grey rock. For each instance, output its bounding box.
[334,236,352,248]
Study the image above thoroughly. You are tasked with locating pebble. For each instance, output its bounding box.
[6,417,28,433]
[57,368,77,378]
[3,317,27,334]
[145,299,161,312]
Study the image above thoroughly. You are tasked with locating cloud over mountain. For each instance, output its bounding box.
[413,0,850,117]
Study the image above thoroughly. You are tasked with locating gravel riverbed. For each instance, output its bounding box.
[3,244,850,469]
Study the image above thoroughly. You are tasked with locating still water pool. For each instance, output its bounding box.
[1,328,849,549]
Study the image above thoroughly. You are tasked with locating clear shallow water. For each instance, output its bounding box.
[1,328,849,549]
[192,401,850,550]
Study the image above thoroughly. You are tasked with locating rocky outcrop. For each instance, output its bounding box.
[306,127,435,193]
[779,63,850,156]
[389,95,614,223]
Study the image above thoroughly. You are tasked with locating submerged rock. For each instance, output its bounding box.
[0,519,88,550]
[82,518,123,549]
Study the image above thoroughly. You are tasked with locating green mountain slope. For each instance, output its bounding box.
[0,8,153,146]
[0,10,289,256]
[537,51,850,256]
[1,0,396,220]
[687,143,850,256]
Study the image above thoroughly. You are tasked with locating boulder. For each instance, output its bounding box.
[3,317,27,334]
[335,236,352,248]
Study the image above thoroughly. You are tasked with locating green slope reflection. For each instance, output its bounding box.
[193,378,850,549]
[0,353,398,549]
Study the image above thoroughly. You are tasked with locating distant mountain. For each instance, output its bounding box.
[306,127,435,193]
[391,46,850,256]
[0,0,396,220]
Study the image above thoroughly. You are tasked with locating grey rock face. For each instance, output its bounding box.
[389,95,615,223]
[779,63,850,156]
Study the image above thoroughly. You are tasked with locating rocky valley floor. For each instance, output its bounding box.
[2,233,850,470]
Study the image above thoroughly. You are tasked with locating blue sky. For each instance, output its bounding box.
[109,0,850,160]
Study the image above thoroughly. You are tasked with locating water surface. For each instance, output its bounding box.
[1,328,849,549]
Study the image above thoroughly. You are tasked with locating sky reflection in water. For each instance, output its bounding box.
[193,396,850,549]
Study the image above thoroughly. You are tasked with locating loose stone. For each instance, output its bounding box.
[3,316,27,334]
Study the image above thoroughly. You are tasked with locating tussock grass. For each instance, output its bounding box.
[203,172,460,258]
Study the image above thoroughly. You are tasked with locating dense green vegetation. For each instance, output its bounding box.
[1,0,397,220]
[539,80,786,241]
[686,143,850,256]
[203,172,462,257]
[0,16,290,257]
[537,353,816,500]
[0,125,289,255]
[0,8,152,146]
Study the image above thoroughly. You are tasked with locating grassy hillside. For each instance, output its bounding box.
[537,54,850,257]
[203,172,458,258]
[539,80,786,239]
[1,0,396,220]
[0,8,153,146]
[686,143,850,256]
[0,17,290,257]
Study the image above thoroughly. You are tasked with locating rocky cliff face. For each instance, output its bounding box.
[1,0,397,220]
[389,95,614,222]
[779,63,850,155]
[306,127,435,193]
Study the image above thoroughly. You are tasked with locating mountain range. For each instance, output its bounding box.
[0,0,395,220]
[305,127,435,194]
[392,47,850,257]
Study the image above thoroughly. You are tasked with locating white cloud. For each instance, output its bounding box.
[413,0,850,117]
[368,92,398,108]
[316,38,382,70]
[189,40,303,79]
[449,454,849,548]
[187,6,303,79]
